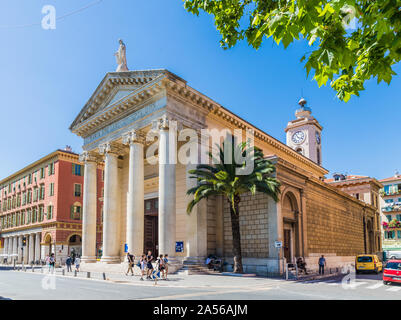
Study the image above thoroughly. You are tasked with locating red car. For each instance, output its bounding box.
[383,260,401,285]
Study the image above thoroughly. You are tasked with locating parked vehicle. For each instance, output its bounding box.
[383,260,401,285]
[355,254,383,274]
[386,251,401,260]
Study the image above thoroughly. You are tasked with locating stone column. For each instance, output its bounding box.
[1,237,8,263]
[8,236,13,259]
[157,117,176,256]
[18,236,23,263]
[4,237,9,262]
[28,234,35,264]
[35,233,41,263]
[99,142,121,263]
[123,131,144,257]
[13,236,18,263]
[80,151,98,263]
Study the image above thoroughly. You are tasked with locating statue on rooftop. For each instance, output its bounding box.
[114,39,128,72]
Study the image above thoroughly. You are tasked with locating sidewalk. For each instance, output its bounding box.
[9,264,287,289]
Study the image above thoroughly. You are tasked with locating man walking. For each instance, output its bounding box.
[318,255,326,275]
[125,252,135,276]
[66,255,72,272]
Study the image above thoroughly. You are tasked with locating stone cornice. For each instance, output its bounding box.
[0,150,78,188]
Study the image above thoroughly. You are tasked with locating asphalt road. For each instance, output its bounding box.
[0,270,400,300]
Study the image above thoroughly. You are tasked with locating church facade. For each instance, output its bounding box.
[70,68,381,275]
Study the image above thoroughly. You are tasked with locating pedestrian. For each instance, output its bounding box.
[140,254,146,281]
[125,252,135,276]
[75,256,81,272]
[49,253,55,273]
[163,254,169,280]
[146,250,154,280]
[318,255,326,275]
[66,255,72,272]
[157,254,165,279]
[297,257,308,275]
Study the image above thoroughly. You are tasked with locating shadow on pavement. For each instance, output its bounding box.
[0,296,12,300]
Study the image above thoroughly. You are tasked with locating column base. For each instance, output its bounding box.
[81,256,97,263]
[100,256,121,264]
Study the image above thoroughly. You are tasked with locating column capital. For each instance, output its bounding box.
[152,114,179,131]
[98,142,124,156]
[122,130,145,146]
[79,151,100,163]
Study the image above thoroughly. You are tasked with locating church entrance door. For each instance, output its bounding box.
[144,198,158,256]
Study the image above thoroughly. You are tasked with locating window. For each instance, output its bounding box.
[385,231,395,239]
[39,206,44,222]
[40,167,45,179]
[397,214,401,221]
[27,190,32,204]
[70,204,82,220]
[21,211,25,225]
[74,184,82,197]
[33,188,38,202]
[385,199,394,203]
[47,205,53,220]
[22,192,26,205]
[32,208,37,223]
[49,183,55,197]
[72,164,82,176]
[27,209,31,224]
[28,174,32,185]
[386,215,392,222]
[398,231,401,239]
[48,163,55,176]
[39,185,45,200]
[317,148,321,165]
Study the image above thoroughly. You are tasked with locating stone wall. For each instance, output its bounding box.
[223,192,269,258]
[305,179,373,257]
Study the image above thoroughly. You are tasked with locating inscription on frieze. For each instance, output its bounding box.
[84,96,166,145]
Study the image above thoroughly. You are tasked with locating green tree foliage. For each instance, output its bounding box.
[183,0,401,101]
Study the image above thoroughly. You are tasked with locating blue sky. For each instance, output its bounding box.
[0,0,399,181]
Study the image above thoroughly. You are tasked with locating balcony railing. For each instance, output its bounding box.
[382,204,401,212]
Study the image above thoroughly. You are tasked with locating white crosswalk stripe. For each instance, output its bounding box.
[386,286,401,292]
[366,283,384,289]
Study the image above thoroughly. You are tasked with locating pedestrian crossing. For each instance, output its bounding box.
[302,279,401,292]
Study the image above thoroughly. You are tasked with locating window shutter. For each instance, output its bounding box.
[72,163,75,175]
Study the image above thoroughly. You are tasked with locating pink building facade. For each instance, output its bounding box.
[0,149,103,264]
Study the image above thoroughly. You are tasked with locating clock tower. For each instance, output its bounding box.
[285,98,323,166]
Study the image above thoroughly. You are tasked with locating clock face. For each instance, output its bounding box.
[315,131,321,144]
[292,131,305,144]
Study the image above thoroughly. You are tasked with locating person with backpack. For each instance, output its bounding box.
[125,252,135,276]
[49,253,56,273]
[156,254,165,279]
[66,255,72,272]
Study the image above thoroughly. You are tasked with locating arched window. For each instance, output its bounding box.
[70,202,82,220]
[295,147,303,155]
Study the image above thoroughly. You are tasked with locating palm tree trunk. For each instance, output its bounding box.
[230,197,243,273]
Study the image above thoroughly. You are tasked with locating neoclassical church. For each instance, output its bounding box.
[69,46,381,275]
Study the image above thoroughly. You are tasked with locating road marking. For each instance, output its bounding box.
[328,282,340,286]
[386,287,401,292]
[366,283,383,290]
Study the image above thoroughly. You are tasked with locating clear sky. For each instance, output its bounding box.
[0,0,399,181]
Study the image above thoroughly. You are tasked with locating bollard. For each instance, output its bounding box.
[102,272,106,280]
[74,270,77,277]
[32,265,34,272]
[62,269,65,276]
[87,272,90,279]
[41,267,43,273]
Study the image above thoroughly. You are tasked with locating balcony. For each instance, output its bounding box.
[382,204,401,213]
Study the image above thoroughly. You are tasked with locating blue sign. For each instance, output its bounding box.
[124,243,128,253]
[175,241,184,253]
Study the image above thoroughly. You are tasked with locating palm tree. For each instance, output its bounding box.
[187,140,281,273]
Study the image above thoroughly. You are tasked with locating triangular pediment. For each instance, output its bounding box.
[70,69,185,131]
